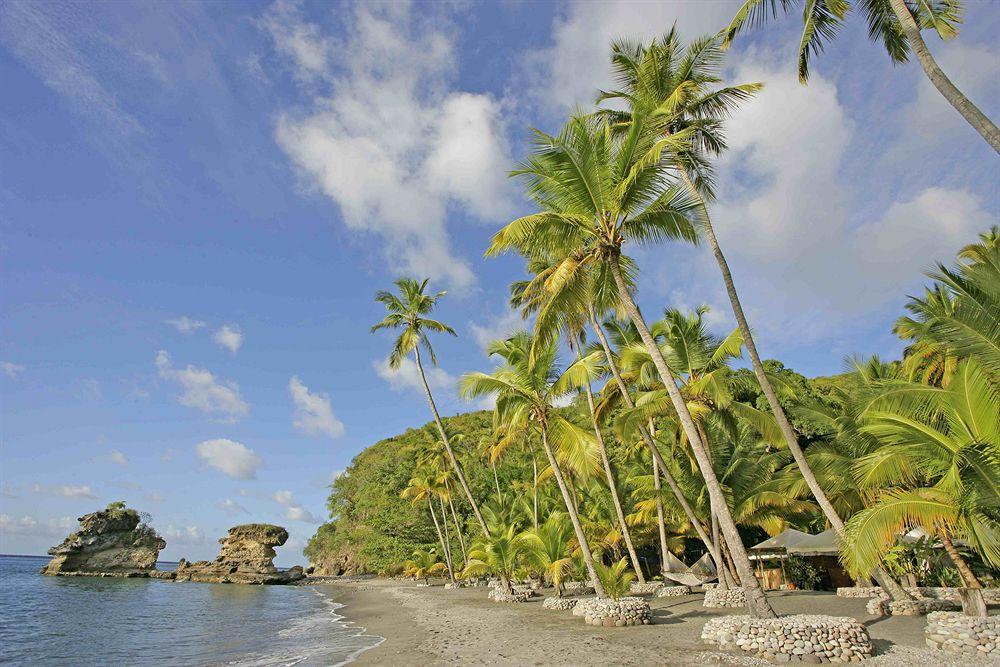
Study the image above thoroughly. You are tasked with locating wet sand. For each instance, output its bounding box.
[321,579,983,666]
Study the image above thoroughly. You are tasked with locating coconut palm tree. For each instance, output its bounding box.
[597,32,916,602]
[401,470,455,582]
[521,511,576,596]
[488,115,775,617]
[463,524,527,595]
[461,332,609,597]
[403,548,448,585]
[722,0,1000,152]
[372,278,490,538]
[594,557,636,600]
[843,358,1000,615]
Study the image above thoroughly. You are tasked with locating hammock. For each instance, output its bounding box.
[661,551,717,587]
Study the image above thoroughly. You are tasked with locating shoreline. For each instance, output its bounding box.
[322,579,982,666]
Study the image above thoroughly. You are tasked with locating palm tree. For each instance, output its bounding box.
[843,358,1000,616]
[597,32,916,602]
[401,470,455,582]
[463,524,527,595]
[521,512,576,596]
[372,278,490,538]
[461,332,609,597]
[488,115,775,617]
[722,0,1000,152]
[403,548,448,585]
[594,557,637,600]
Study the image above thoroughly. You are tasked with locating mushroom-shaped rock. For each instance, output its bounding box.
[175,524,304,585]
[41,504,166,577]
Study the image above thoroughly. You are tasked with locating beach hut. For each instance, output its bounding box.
[750,529,854,590]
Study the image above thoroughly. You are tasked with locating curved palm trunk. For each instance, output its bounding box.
[677,169,912,603]
[539,425,608,597]
[413,346,491,539]
[428,497,454,582]
[887,0,1000,153]
[446,487,468,566]
[588,309,725,574]
[940,531,987,617]
[610,259,775,618]
[579,359,646,583]
[439,494,456,582]
[651,452,670,579]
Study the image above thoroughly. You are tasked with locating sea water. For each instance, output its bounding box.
[0,555,382,666]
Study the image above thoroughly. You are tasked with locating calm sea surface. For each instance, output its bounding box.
[0,555,382,666]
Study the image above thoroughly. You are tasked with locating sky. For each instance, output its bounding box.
[1,0,997,566]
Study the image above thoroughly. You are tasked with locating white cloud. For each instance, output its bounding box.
[213,324,243,354]
[156,350,250,421]
[1,362,25,379]
[0,514,75,537]
[31,484,98,499]
[289,376,345,439]
[373,356,456,394]
[267,1,514,291]
[468,308,527,350]
[272,489,319,524]
[257,0,331,82]
[161,524,205,545]
[165,316,206,334]
[217,498,249,515]
[110,450,129,467]
[196,438,263,480]
[527,1,742,114]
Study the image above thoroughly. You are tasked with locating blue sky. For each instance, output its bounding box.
[1,1,997,565]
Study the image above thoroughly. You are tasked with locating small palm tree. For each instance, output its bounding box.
[594,557,636,601]
[403,549,448,585]
[722,0,1000,152]
[462,524,527,595]
[521,512,575,596]
[372,278,490,538]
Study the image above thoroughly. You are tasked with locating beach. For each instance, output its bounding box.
[323,579,980,666]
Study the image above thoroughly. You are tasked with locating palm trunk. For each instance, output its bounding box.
[677,169,912,602]
[887,0,1000,153]
[532,453,539,531]
[439,495,456,582]
[652,451,670,580]
[940,531,982,589]
[540,424,608,597]
[588,308,724,573]
[413,347,491,539]
[609,258,774,618]
[428,497,454,582]
[579,355,646,583]
[446,487,468,566]
[491,460,502,501]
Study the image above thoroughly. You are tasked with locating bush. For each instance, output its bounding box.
[595,557,635,600]
[785,555,821,590]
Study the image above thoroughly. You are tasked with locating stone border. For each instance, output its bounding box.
[444,582,464,589]
[488,588,533,603]
[543,596,578,610]
[630,582,664,595]
[657,585,692,597]
[575,597,652,627]
[838,586,1000,603]
[702,614,873,663]
[704,587,746,608]
[925,611,999,657]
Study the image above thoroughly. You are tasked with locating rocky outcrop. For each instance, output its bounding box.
[174,524,304,585]
[41,505,165,577]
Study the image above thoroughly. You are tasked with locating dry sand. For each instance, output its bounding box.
[319,579,986,666]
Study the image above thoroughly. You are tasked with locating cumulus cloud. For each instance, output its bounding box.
[213,324,243,354]
[161,524,205,545]
[373,356,456,394]
[196,438,263,480]
[31,484,98,499]
[272,489,319,523]
[527,1,742,114]
[156,350,250,421]
[289,376,345,439]
[266,1,514,291]
[165,316,206,334]
[217,498,249,515]
[110,450,129,467]
[1,362,25,379]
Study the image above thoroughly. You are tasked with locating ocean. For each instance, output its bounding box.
[0,555,382,666]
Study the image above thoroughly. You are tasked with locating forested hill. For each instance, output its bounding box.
[304,363,850,575]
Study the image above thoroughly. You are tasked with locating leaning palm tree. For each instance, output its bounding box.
[487,114,775,617]
[401,469,455,582]
[597,33,915,602]
[372,278,490,538]
[722,0,999,152]
[461,332,609,597]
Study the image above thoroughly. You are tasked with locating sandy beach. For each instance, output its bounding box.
[320,579,983,666]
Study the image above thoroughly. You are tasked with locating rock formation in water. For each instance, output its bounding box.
[174,523,305,585]
[41,503,166,577]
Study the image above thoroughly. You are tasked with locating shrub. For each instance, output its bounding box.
[785,555,821,590]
